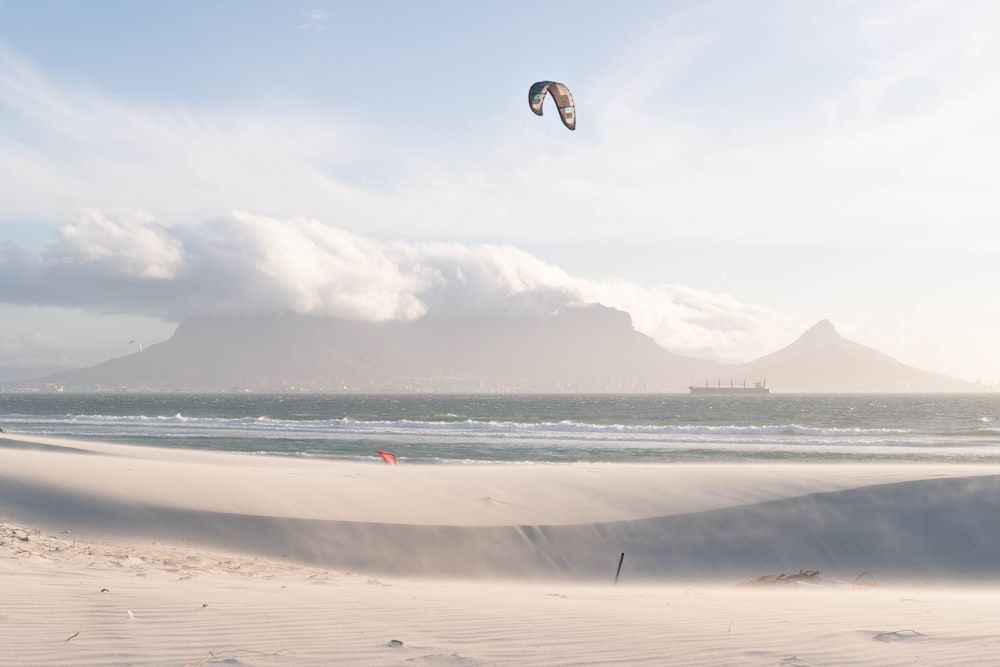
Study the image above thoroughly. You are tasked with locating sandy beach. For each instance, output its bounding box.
[3,433,1000,665]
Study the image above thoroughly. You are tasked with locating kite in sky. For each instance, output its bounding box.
[529,81,576,130]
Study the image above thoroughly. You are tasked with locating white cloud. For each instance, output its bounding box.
[0,46,368,226]
[298,9,329,30]
[573,279,802,361]
[0,211,786,363]
[51,209,183,280]
[178,213,429,322]
[395,242,580,320]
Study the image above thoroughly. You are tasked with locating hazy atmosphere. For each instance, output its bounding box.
[1,0,998,383]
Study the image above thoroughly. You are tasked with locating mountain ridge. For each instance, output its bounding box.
[22,307,982,393]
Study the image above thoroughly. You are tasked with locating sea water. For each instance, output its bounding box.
[1,392,999,464]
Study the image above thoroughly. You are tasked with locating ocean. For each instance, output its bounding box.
[1,392,999,464]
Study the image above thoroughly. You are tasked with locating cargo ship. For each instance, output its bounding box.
[688,380,770,394]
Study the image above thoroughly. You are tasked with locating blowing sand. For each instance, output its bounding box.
[2,433,1000,665]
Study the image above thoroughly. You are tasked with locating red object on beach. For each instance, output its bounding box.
[376,450,399,465]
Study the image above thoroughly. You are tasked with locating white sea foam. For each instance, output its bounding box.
[4,393,999,463]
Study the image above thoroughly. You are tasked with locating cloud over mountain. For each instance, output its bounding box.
[0,210,796,360]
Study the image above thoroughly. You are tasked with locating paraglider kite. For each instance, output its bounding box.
[376,450,399,465]
[529,81,576,130]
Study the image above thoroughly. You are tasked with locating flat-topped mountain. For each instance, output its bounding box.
[40,306,721,392]
[27,309,980,393]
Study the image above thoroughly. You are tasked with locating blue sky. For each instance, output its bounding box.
[1,0,998,384]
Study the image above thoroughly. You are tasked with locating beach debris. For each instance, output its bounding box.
[745,569,822,586]
[375,450,399,465]
[100,588,109,592]
[780,656,810,666]
[65,631,79,642]
[853,570,879,587]
[185,648,295,666]
[613,551,625,586]
[127,609,134,619]
[873,629,925,642]
[388,639,404,648]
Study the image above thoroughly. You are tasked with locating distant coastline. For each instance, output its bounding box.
[2,312,989,394]
[689,380,770,395]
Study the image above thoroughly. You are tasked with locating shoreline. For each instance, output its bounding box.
[3,433,1000,580]
[4,433,1000,664]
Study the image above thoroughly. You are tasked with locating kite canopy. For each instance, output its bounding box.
[529,81,576,130]
[376,450,399,465]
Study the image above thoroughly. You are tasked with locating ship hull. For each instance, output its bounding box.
[688,386,770,395]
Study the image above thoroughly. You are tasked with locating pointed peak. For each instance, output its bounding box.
[799,319,842,342]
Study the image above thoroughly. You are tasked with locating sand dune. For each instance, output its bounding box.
[3,433,1000,665]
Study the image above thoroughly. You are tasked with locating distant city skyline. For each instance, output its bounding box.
[1,1,998,384]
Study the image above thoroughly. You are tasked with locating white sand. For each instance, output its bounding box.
[3,433,1000,665]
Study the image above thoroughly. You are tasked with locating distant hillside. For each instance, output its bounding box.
[742,320,976,392]
[24,310,980,393]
